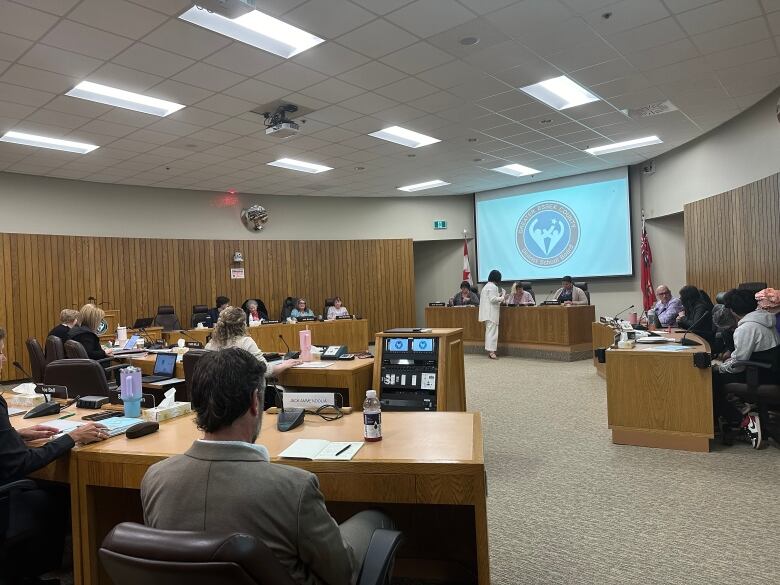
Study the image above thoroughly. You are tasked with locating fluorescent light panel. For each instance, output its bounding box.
[0,130,98,154]
[398,180,450,192]
[267,158,332,173]
[585,135,662,155]
[492,163,541,177]
[519,75,599,110]
[179,6,324,58]
[369,126,440,148]
[66,81,185,117]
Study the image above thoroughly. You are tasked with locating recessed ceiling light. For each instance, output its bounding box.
[584,135,662,155]
[398,179,450,192]
[66,81,185,117]
[459,36,480,46]
[179,6,324,59]
[519,75,599,110]
[492,164,541,177]
[0,130,98,154]
[267,158,332,173]
[369,126,440,148]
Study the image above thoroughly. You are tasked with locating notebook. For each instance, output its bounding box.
[279,439,364,461]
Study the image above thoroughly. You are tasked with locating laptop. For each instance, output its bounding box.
[133,317,154,329]
[142,352,177,383]
[112,334,143,355]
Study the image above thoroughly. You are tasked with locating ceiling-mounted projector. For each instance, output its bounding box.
[194,0,255,19]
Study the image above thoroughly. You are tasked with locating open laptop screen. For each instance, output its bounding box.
[153,353,176,377]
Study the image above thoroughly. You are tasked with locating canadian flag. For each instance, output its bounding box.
[463,238,472,284]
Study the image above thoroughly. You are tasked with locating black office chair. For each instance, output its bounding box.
[100,522,403,585]
[738,282,768,296]
[520,281,535,302]
[0,479,45,582]
[323,298,335,318]
[279,297,296,321]
[574,281,590,305]
[183,349,208,402]
[242,299,269,321]
[45,335,65,364]
[25,338,47,383]
[191,304,212,328]
[154,305,181,332]
[44,358,127,398]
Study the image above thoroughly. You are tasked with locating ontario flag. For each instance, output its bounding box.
[640,221,655,310]
[463,238,472,284]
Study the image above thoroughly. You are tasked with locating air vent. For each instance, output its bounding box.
[622,100,678,119]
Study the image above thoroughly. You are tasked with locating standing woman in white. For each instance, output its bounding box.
[479,270,506,359]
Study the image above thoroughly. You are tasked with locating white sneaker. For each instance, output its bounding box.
[744,413,762,449]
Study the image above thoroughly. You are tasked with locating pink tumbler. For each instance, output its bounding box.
[299,329,312,362]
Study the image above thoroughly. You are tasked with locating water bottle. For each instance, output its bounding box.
[363,390,382,442]
[647,309,657,331]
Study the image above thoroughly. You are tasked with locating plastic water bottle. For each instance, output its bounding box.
[363,390,382,442]
[647,309,657,331]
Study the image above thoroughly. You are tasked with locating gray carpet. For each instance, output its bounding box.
[466,354,780,585]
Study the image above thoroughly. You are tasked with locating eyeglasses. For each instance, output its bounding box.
[658,291,671,296]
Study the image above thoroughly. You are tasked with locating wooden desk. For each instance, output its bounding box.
[591,322,617,378]
[15,411,488,585]
[278,359,375,409]
[605,331,713,452]
[425,305,595,360]
[164,319,370,352]
[99,326,163,344]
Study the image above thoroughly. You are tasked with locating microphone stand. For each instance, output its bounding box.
[278,334,300,360]
[679,311,710,346]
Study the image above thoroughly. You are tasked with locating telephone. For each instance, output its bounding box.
[321,345,348,360]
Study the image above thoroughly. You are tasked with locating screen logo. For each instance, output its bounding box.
[97,318,109,335]
[516,201,580,267]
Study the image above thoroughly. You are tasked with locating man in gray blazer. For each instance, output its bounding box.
[141,348,392,585]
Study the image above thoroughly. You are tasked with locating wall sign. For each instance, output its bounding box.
[230,268,245,279]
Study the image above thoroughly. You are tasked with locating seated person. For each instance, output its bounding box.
[653,285,683,327]
[205,306,298,377]
[245,300,264,326]
[326,296,349,320]
[451,281,479,306]
[506,282,534,306]
[141,348,393,585]
[713,289,780,446]
[1,326,108,582]
[677,285,714,340]
[553,276,588,305]
[290,298,314,319]
[48,308,79,343]
[69,303,111,360]
[208,296,230,324]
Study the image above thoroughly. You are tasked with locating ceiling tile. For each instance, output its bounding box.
[380,42,454,74]
[194,93,256,116]
[545,38,621,72]
[485,0,573,39]
[583,0,669,33]
[300,77,365,102]
[260,62,328,92]
[79,119,138,138]
[607,17,687,53]
[306,104,363,125]
[284,0,376,39]
[142,19,232,60]
[0,81,54,107]
[336,20,418,59]
[662,0,719,12]
[338,92,398,114]
[691,17,770,53]
[172,62,246,92]
[455,0,520,15]
[373,103,426,124]
[590,73,653,98]
[411,90,462,113]
[40,20,134,59]
[644,56,714,84]
[676,0,763,36]
[450,75,510,100]
[763,0,780,11]
[0,2,58,40]
[337,61,407,90]
[519,17,604,56]
[625,38,701,70]
[768,10,780,35]
[349,0,415,15]
[144,118,202,136]
[204,42,284,76]
[0,32,33,61]
[45,94,113,117]
[417,60,483,88]
[0,64,74,94]
[126,0,193,15]
[125,128,180,145]
[25,108,92,130]
[570,58,637,86]
[385,0,476,37]
[426,16,511,59]
[291,42,370,76]
[374,77,438,101]
[88,62,164,91]
[0,99,38,119]
[113,43,195,78]
[68,0,167,39]
[165,106,230,126]
[705,38,777,69]
[223,78,288,103]
[477,90,534,112]
[462,40,537,74]
[99,108,159,127]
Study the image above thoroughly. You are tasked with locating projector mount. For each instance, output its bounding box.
[262,104,298,129]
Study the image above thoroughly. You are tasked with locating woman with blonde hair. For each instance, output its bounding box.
[69,303,111,360]
[205,306,299,377]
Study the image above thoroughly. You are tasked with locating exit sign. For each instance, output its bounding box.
[433,220,447,230]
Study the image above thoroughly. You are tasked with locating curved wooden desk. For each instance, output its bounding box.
[605,331,713,452]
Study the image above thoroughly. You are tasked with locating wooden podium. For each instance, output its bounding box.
[373,328,466,412]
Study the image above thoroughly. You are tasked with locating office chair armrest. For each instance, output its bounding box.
[105,364,131,373]
[357,529,403,585]
[730,360,772,369]
[731,360,772,391]
[0,479,37,497]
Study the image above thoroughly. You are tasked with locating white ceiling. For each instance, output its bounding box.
[0,0,777,197]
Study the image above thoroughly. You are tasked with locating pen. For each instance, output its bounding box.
[58,412,75,420]
[335,444,351,456]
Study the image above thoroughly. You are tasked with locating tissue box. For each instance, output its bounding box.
[142,401,192,422]
[7,394,45,409]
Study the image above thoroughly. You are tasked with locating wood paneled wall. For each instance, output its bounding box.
[685,172,779,296]
[0,235,415,381]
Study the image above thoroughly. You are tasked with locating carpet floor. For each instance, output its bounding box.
[466,354,780,585]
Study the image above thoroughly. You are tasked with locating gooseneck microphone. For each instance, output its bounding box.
[679,311,710,346]
[278,335,300,360]
[178,330,204,348]
[138,327,163,349]
[613,304,635,320]
[541,289,557,304]
[12,361,32,382]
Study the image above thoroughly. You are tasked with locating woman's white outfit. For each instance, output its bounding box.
[478,282,502,352]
